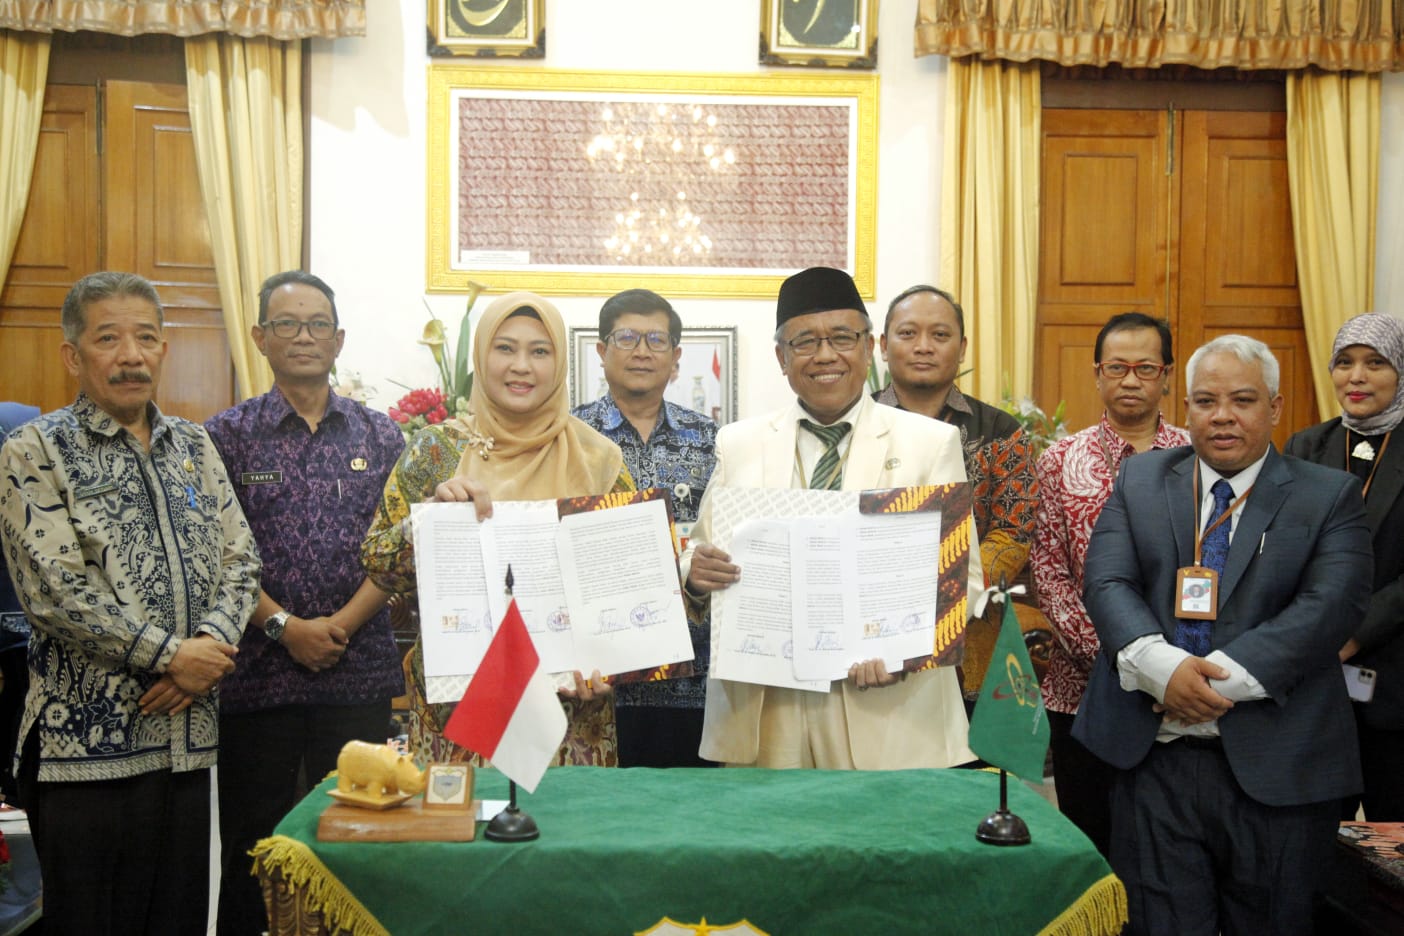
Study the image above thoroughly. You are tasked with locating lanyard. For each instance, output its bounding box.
[1345,429,1392,498]
[1192,462,1253,567]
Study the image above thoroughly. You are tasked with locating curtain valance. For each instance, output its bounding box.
[916,1,1404,72]
[0,1,364,39]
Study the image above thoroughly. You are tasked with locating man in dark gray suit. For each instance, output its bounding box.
[1073,334,1372,936]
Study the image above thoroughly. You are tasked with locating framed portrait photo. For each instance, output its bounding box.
[426,67,877,299]
[569,326,738,425]
[760,0,878,69]
[423,763,475,810]
[427,0,545,58]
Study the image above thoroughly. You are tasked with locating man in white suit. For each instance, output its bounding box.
[681,267,981,769]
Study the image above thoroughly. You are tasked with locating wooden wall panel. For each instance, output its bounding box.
[1039,109,1172,312]
[0,85,99,313]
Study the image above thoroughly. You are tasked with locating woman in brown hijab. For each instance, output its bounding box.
[363,291,632,766]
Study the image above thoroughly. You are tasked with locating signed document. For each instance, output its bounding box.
[412,502,495,685]
[558,499,692,677]
[714,519,829,692]
[709,487,944,690]
[412,495,691,703]
[480,502,574,674]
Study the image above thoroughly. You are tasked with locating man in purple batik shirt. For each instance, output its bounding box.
[205,271,405,936]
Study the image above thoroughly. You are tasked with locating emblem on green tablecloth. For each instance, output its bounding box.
[638,919,769,935]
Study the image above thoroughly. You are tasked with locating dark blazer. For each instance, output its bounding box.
[1072,445,1372,807]
[1286,417,1404,730]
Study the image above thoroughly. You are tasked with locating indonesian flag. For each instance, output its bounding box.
[443,599,567,793]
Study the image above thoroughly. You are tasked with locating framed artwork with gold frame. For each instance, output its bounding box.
[760,0,878,69]
[428,0,545,58]
[426,66,878,299]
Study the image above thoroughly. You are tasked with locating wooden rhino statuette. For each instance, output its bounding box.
[335,740,426,797]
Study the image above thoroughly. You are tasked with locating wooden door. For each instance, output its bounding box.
[0,85,101,409]
[104,80,231,421]
[1036,106,1316,449]
[1037,109,1176,436]
[1178,110,1316,442]
[0,80,233,422]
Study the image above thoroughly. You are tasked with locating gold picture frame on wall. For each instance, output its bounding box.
[427,0,545,58]
[760,0,878,69]
[426,66,879,299]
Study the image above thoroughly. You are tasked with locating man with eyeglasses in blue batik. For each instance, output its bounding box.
[680,267,982,770]
[1031,311,1189,856]
[574,288,719,767]
[205,271,405,935]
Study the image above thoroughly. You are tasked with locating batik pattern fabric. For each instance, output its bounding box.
[573,394,717,710]
[0,395,260,781]
[360,423,632,767]
[874,384,1037,587]
[206,387,406,712]
[1032,414,1189,714]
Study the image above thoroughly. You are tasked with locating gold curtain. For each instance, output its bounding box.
[0,29,48,289]
[185,33,301,400]
[915,1,1404,71]
[1286,70,1379,416]
[0,0,363,38]
[939,57,1041,404]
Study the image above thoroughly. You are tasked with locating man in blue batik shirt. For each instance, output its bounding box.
[574,289,718,767]
[205,271,405,935]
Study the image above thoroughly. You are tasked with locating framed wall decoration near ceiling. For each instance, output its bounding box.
[760,0,878,69]
[426,67,879,299]
[569,326,739,424]
[427,0,545,58]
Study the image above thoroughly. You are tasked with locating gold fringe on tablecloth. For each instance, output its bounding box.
[251,834,389,936]
[1036,872,1128,936]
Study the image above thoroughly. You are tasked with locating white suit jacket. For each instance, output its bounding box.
[681,395,982,768]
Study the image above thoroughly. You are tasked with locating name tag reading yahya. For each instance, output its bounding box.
[240,471,283,485]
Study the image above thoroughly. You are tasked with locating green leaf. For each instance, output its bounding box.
[452,283,485,398]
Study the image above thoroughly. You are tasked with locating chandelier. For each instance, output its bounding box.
[584,102,736,263]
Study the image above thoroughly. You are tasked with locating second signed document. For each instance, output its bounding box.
[412,492,693,703]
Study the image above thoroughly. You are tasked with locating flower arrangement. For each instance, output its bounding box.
[999,391,1069,456]
[388,282,486,441]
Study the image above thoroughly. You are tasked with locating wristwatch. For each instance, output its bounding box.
[264,610,290,643]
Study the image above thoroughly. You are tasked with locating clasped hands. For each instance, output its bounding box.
[687,545,900,691]
[140,634,238,716]
[1154,656,1234,725]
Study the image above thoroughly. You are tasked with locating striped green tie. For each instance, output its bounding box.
[800,419,852,490]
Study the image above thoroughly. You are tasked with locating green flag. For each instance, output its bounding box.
[968,595,1050,780]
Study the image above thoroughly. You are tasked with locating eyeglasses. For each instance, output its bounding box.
[1096,361,1168,380]
[784,329,869,357]
[264,319,338,340]
[606,329,672,352]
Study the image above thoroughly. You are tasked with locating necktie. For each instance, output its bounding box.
[799,420,851,490]
[1174,479,1235,656]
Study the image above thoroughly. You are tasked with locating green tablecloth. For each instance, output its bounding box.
[255,767,1124,936]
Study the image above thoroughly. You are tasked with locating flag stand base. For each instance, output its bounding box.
[975,808,1031,846]
[974,769,1031,846]
[485,780,540,842]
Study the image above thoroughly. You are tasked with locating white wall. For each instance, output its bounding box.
[308,2,1404,419]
